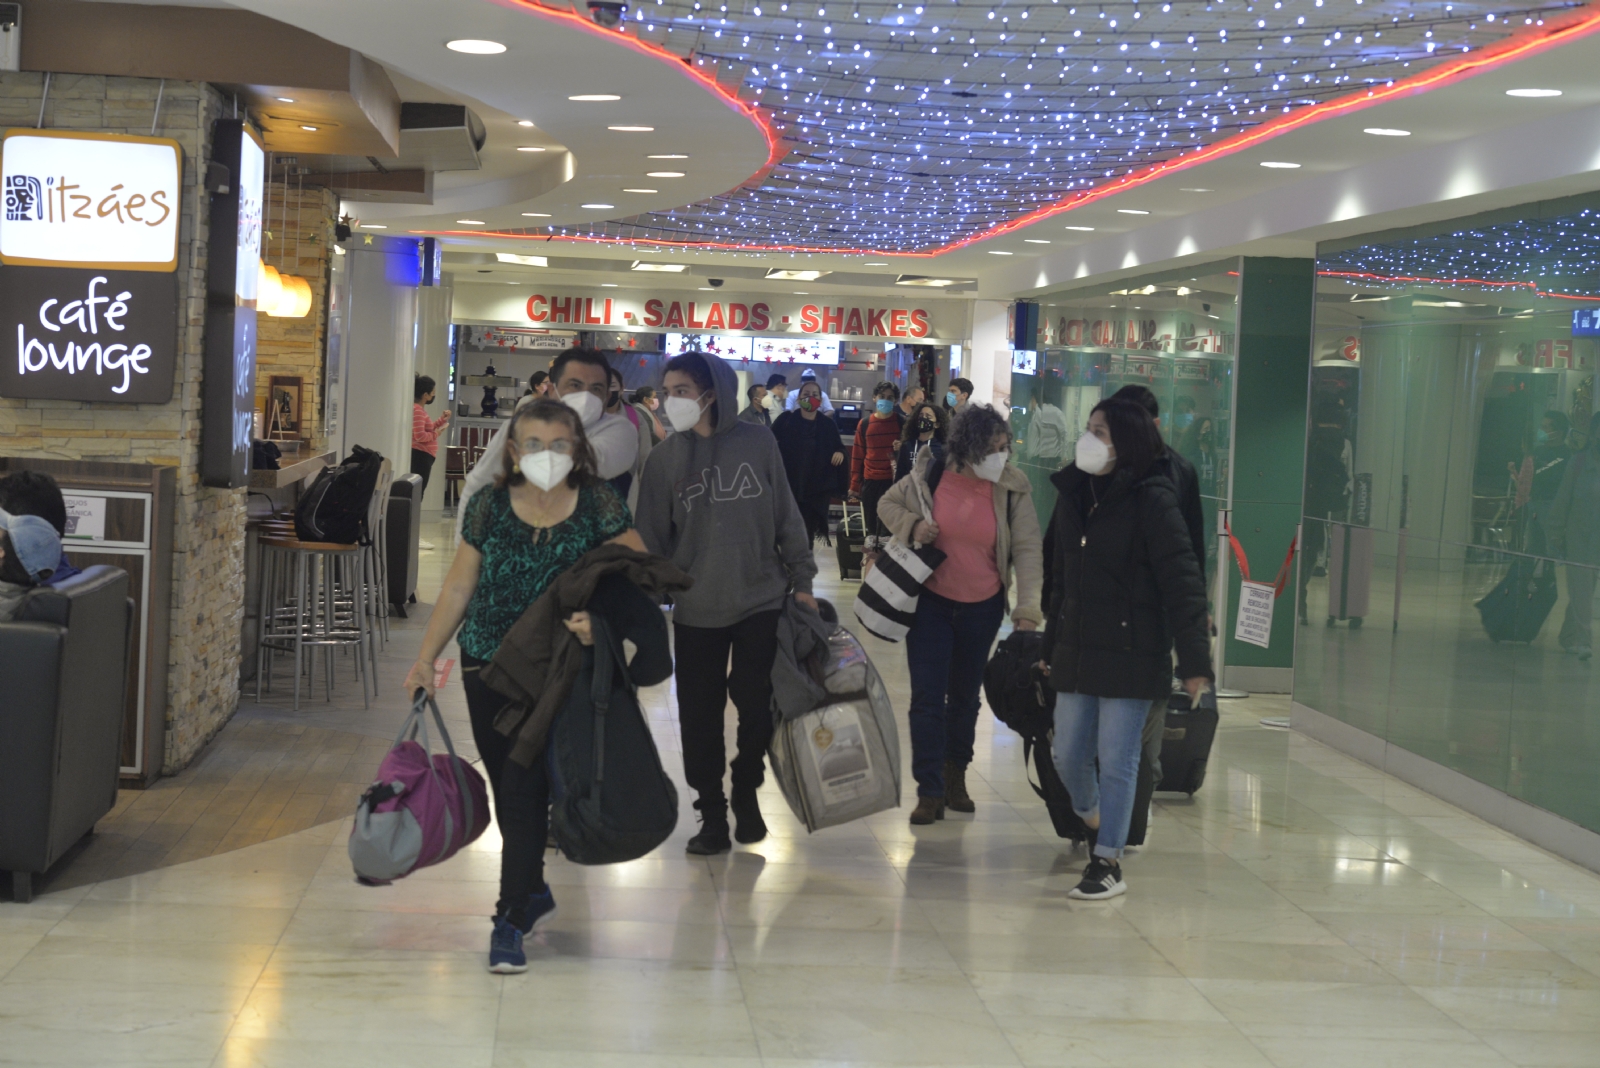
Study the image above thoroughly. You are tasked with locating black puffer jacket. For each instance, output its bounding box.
[1043,464,1212,699]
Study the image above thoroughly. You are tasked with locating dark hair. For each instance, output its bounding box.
[549,347,611,386]
[946,404,1011,471]
[1091,397,1165,478]
[529,370,550,390]
[497,399,600,490]
[606,366,624,388]
[897,401,946,446]
[0,470,68,536]
[948,377,974,399]
[872,380,900,402]
[1543,410,1571,435]
[632,385,656,404]
[414,375,436,402]
[663,352,719,423]
[747,382,766,403]
[1111,383,1160,421]
[797,377,822,396]
[0,529,36,587]
[765,373,789,390]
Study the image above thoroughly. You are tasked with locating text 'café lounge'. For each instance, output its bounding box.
[3,1,1600,1062]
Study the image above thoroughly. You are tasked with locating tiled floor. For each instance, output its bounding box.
[5,513,1600,1066]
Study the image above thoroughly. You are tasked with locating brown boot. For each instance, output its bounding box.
[910,796,946,825]
[944,761,975,814]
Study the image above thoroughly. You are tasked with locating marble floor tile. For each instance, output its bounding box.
[1189,977,1477,1039]
[989,1016,1275,1068]
[748,1003,1023,1065]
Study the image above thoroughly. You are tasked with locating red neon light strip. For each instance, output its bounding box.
[434,5,1600,258]
[1320,269,1600,301]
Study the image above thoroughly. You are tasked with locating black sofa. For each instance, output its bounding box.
[0,566,133,902]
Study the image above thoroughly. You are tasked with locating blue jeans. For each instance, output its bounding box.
[905,589,1006,798]
[1053,692,1149,859]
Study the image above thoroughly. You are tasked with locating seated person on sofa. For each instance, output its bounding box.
[0,508,62,621]
[0,471,80,586]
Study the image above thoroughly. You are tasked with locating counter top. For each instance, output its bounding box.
[249,451,335,490]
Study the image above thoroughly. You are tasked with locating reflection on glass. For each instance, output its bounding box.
[1298,202,1600,833]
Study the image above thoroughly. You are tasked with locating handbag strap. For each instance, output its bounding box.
[405,689,477,860]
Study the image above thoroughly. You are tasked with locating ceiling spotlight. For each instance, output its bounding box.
[517,146,547,152]
[569,94,623,101]
[608,125,655,132]
[456,219,486,225]
[447,39,507,54]
[1064,225,1096,231]
[1116,208,1151,215]
[987,250,1014,255]
[1180,187,1213,192]
[646,171,686,178]
[648,154,689,159]
[765,268,831,280]
[1260,161,1301,169]
[299,125,319,132]
[521,212,551,217]
[1363,127,1412,136]
[601,283,619,287]
[359,223,387,229]
[496,253,549,267]
[622,188,658,194]
[517,120,536,127]
[1024,239,1051,244]
[863,261,890,265]
[631,261,688,272]
[581,203,616,210]
[587,0,628,28]
[276,96,296,103]
[1506,88,1562,98]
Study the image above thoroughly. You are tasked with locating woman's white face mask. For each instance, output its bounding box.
[561,389,603,426]
[519,449,574,491]
[972,451,1009,482]
[664,393,710,432]
[1075,431,1113,475]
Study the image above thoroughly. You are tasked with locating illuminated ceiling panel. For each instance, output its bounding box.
[504,0,1590,253]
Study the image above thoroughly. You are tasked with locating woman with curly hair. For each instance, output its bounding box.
[878,404,1044,824]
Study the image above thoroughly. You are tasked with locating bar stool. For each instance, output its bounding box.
[255,535,372,711]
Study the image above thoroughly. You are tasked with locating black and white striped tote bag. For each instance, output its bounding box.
[853,481,945,642]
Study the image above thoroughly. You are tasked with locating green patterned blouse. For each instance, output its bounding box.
[456,481,631,661]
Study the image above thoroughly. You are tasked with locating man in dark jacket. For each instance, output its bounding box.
[1110,385,1207,788]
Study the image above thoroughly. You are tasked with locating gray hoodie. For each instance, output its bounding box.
[635,354,817,628]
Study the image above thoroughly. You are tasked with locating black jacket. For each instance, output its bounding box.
[1157,448,1207,572]
[772,409,847,503]
[1042,464,1212,700]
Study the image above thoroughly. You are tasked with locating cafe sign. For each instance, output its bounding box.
[1,129,183,272]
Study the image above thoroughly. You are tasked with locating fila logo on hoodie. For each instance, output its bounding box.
[679,463,764,511]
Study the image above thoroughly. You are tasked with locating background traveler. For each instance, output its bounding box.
[1524,410,1573,555]
[946,378,975,414]
[636,352,820,855]
[741,382,772,427]
[411,375,450,496]
[402,399,649,973]
[631,386,668,441]
[879,404,1043,824]
[1042,398,1211,900]
[0,508,61,621]
[1548,411,1600,661]
[772,378,846,545]
[895,400,946,482]
[605,365,652,503]
[850,381,905,544]
[0,470,81,586]
[766,373,791,412]
[785,369,834,413]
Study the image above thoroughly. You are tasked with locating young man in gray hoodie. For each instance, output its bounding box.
[636,351,820,854]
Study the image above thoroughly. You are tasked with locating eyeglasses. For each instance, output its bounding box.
[515,438,574,455]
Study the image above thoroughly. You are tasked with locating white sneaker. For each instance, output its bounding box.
[418,539,436,551]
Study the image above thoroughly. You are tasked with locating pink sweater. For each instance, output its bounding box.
[923,469,1002,603]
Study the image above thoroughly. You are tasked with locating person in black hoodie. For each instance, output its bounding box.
[1043,398,1212,900]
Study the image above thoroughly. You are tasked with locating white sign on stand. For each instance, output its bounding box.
[61,494,107,541]
[1234,580,1276,649]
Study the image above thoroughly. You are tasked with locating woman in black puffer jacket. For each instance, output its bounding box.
[1043,398,1212,901]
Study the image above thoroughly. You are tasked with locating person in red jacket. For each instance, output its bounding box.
[850,381,905,545]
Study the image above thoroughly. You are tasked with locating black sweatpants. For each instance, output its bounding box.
[859,477,893,540]
[462,654,549,930]
[410,449,436,495]
[673,608,782,816]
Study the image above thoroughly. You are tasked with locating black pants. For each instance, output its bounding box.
[859,477,893,540]
[673,608,782,816]
[462,654,549,929]
[410,449,436,496]
[797,496,831,545]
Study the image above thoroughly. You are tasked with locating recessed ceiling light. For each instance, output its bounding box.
[987,250,1014,255]
[569,94,622,102]
[517,146,547,153]
[447,39,507,54]
[581,203,615,210]
[1064,225,1096,231]
[794,291,810,295]
[521,212,551,217]
[766,268,831,280]
[495,253,549,267]
[896,275,961,287]
[300,125,318,132]
[276,96,295,103]
[1024,239,1051,244]
[646,171,685,178]
[1363,127,1411,137]
[456,219,485,225]
[517,120,535,127]
[863,261,890,265]
[601,283,618,287]
[622,188,659,194]
[1506,88,1562,98]
[608,125,655,132]
[699,287,716,291]
[631,261,687,272]
[1116,208,1151,215]
[359,224,387,229]
[1260,161,1301,169]
[1180,187,1213,192]
[648,154,689,159]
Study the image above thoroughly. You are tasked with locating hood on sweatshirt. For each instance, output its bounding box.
[699,349,743,437]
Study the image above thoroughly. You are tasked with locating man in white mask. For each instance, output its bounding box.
[456,348,635,536]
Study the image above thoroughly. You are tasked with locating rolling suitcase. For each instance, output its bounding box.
[836,501,867,580]
[1157,688,1218,795]
[1476,557,1557,643]
[386,475,423,617]
[1326,521,1373,628]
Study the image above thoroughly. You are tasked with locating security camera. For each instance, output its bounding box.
[708,278,724,288]
[587,1,627,28]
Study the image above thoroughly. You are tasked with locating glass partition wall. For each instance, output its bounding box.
[1014,260,1241,592]
[1295,199,1600,836]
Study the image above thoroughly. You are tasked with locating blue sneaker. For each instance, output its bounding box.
[488,916,527,974]
[526,886,557,929]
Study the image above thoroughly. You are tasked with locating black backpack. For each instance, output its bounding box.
[547,616,679,865]
[295,445,384,544]
[983,631,1091,842]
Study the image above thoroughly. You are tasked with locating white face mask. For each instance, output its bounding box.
[519,450,573,491]
[1075,431,1113,475]
[761,392,778,411]
[972,451,1009,482]
[562,389,602,426]
[664,393,709,433]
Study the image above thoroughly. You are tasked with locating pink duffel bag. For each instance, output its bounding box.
[349,691,490,885]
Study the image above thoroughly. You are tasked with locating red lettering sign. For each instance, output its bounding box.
[644,299,664,328]
[844,308,864,335]
[799,305,821,333]
[822,306,844,333]
[866,308,887,336]
[705,302,725,330]
[889,310,909,337]
[910,309,930,338]
[549,296,572,324]
[527,294,548,322]
[750,303,770,330]
[728,303,749,330]
[664,301,685,329]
